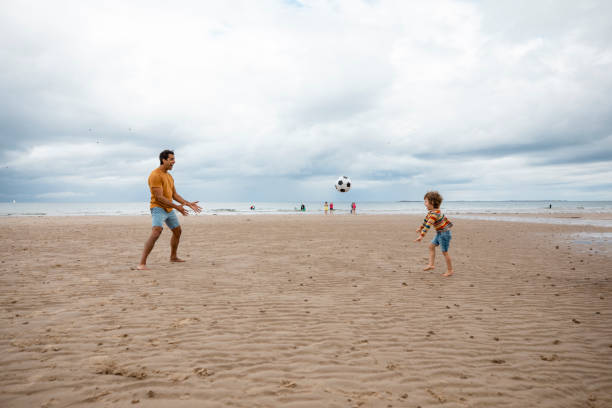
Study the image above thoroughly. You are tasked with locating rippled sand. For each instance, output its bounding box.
[1,215,611,407]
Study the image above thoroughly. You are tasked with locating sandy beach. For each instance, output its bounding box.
[1,214,611,407]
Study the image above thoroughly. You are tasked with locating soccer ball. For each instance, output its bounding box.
[335,176,351,192]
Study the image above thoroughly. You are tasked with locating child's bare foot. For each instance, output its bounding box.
[423,265,435,271]
[170,257,186,263]
[442,270,454,277]
[136,264,149,270]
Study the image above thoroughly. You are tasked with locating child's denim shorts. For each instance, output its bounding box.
[432,230,452,252]
[151,207,180,229]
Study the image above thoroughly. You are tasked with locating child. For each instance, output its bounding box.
[415,191,454,277]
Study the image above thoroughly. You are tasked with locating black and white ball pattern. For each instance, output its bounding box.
[335,176,351,192]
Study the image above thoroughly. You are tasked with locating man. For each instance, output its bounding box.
[137,150,202,270]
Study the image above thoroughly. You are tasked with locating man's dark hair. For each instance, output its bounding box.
[159,149,174,165]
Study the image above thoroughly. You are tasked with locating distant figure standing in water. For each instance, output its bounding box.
[329,202,334,213]
[324,201,329,215]
[137,150,202,270]
[351,202,356,214]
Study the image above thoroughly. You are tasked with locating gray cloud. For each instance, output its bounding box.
[1,0,612,202]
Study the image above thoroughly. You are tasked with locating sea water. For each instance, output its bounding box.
[1,201,611,218]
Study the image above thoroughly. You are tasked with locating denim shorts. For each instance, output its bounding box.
[151,207,180,229]
[432,230,452,252]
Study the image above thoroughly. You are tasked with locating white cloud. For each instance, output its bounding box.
[1,0,611,201]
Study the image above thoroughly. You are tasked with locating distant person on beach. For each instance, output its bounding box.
[300,203,306,212]
[351,202,356,214]
[324,201,329,215]
[329,202,334,213]
[137,150,202,270]
[415,191,454,277]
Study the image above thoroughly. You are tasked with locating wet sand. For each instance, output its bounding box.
[1,214,611,407]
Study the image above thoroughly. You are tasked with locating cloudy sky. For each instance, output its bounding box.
[1,0,611,203]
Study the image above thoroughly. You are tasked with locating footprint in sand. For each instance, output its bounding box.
[90,356,148,379]
[281,379,297,388]
[386,362,398,370]
[194,367,213,377]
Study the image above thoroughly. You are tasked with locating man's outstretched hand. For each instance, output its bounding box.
[176,205,189,216]
[187,201,203,214]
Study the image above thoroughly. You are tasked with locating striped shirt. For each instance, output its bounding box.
[419,209,453,237]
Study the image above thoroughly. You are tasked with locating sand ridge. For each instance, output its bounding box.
[1,214,611,407]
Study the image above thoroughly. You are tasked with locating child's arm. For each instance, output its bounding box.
[416,214,429,233]
[418,213,436,238]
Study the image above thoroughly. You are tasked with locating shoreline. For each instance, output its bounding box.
[453,212,612,228]
[3,211,612,228]
[2,200,611,218]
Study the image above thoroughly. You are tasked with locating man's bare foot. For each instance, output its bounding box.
[423,265,435,271]
[136,264,150,270]
[170,258,186,263]
[442,270,454,277]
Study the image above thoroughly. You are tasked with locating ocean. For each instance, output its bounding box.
[1,200,612,217]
